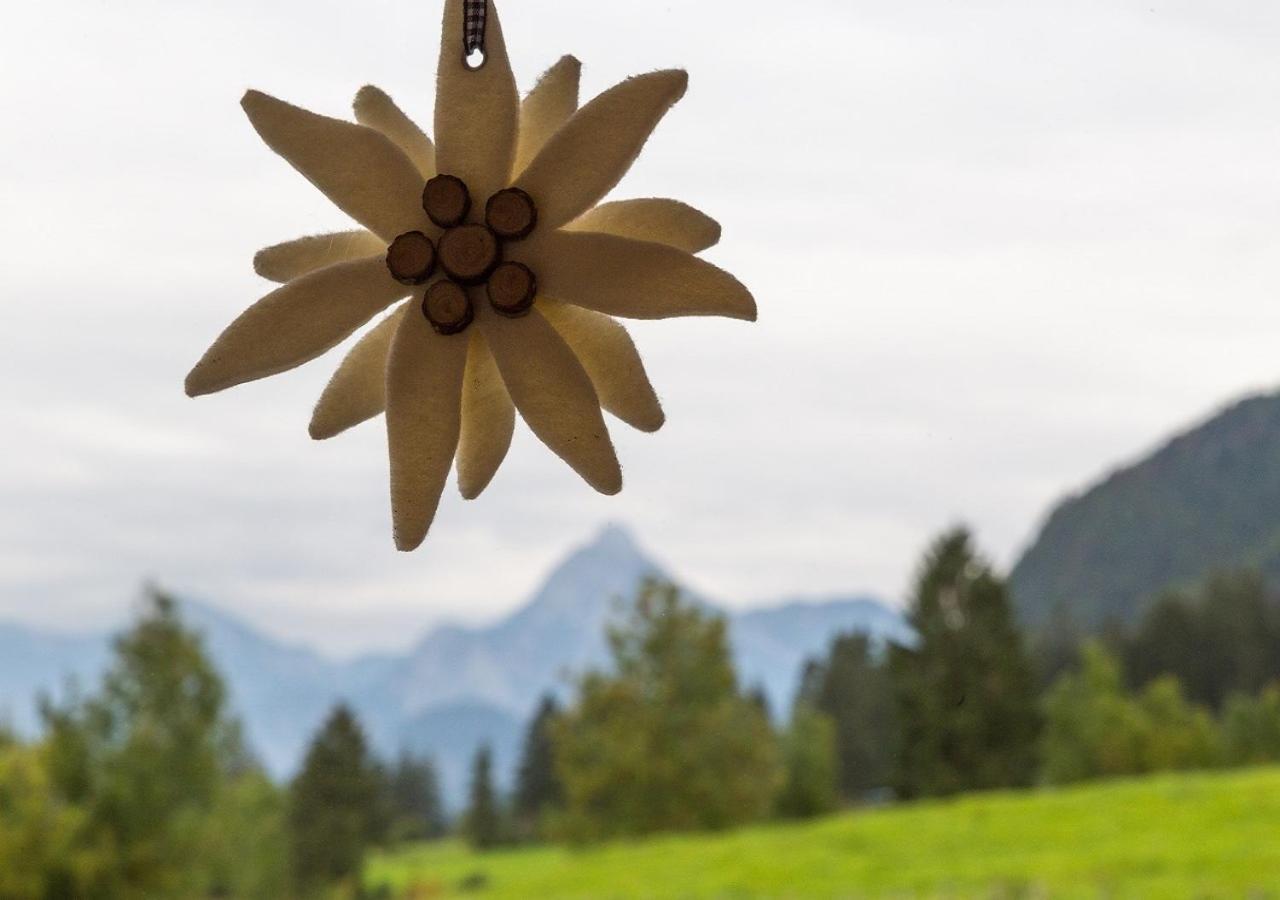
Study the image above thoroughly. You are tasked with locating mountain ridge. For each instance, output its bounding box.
[1011,389,1280,629]
[0,524,906,807]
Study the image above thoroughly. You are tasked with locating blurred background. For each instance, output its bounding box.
[3,0,1280,896]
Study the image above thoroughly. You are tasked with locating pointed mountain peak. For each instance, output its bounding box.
[582,521,644,559]
[510,523,667,626]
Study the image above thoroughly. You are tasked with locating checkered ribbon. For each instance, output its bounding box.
[464,0,488,56]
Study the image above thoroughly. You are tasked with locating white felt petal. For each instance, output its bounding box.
[386,310,468,551]
[254,231,388,284]
[515,70,688,231]
[515,55,581,177]
[242,91,427,242]
[186,256,409,397]
[354,85,437,178]
[456,332,515,499]
[479,307,621,495]
[565,198,721,254]
[435,0,519,201]
[309,303,407,440]
[524,231,757,321]
[540,300,664,433]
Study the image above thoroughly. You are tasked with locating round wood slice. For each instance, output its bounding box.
[485,188,538,240]
[422,280,473,335]
[438,224,500,284]
[385,231,436,285]
[486,262,536,317]
[423,174,471,228]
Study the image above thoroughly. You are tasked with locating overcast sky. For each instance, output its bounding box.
[3,0,1280,656]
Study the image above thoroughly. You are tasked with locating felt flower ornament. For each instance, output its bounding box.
[185,0,756,550]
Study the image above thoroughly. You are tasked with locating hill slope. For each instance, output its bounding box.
[369,767,1280,898]
[1011,391,1280,629]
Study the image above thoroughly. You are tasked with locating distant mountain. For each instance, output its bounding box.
[0,624,108,734]
[0,524,906,808]
[399,701,523,803]
[1011,390,1280,630]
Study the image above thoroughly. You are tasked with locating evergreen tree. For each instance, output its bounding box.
[289,704,382,893]
[552,580,782,841]
[746,685,773,722]
[513,695,563,838]
[40,588,245,896]
[463,744,502,850]
[775,704,838,819]
[384,752,446,843]
[890,528,1041,798]
[798,632,896,802]
[1120,571,1280,710]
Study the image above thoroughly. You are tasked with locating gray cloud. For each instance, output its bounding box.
[3,0,1280,654]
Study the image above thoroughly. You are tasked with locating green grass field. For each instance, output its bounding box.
[366,767,1280,899]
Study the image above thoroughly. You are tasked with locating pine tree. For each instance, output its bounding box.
[513,695,563,838]
[798,632,896,802]
[775,704,838,818]
[889,528,1041,798]
[463,744,502,850]
[384,752,447,842]
[289,704,382,892]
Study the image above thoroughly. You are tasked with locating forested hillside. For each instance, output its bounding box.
[1012,391,1280,628]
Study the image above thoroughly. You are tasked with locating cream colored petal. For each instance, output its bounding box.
[456,332,515,499]
[515,55,581,176]
[540,300,664,433]
[309,303,408,440]
[514,70,688,231]
[565,198,721,254]
[186,256,409,397]
[523,231,756,321]
[242,91,426,242]
[386,310,469,551]
[254,231,388,284]
[354,85,436,178]
[435,0,518,201]
[479,307,621,495]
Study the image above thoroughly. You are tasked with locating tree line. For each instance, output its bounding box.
[0,593,445,898]
[460,528,1280,844]
[7,528,1280,896]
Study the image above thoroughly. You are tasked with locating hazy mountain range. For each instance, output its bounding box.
[11,386,1275,807]
[0,525,909,807]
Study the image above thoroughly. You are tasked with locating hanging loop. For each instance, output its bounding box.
[463,0,488,69]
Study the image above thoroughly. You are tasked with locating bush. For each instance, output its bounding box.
[1222,685,1280,765]
[1136,676,1221,772]
[1042,643,1147,784]
[1042,643,1221,784]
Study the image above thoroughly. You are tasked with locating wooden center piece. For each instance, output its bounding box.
[385,231,436,285]
[485,188,538,240]
[422,281,473,335]
[486,262,537,317]
[438,224,500,284]
[422,174,471,228]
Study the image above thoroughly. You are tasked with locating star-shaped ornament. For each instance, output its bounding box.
[187,0,757,549]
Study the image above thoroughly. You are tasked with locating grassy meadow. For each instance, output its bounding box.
[367,767,1280,899]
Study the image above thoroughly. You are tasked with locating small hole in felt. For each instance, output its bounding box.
[463,47,487,70]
